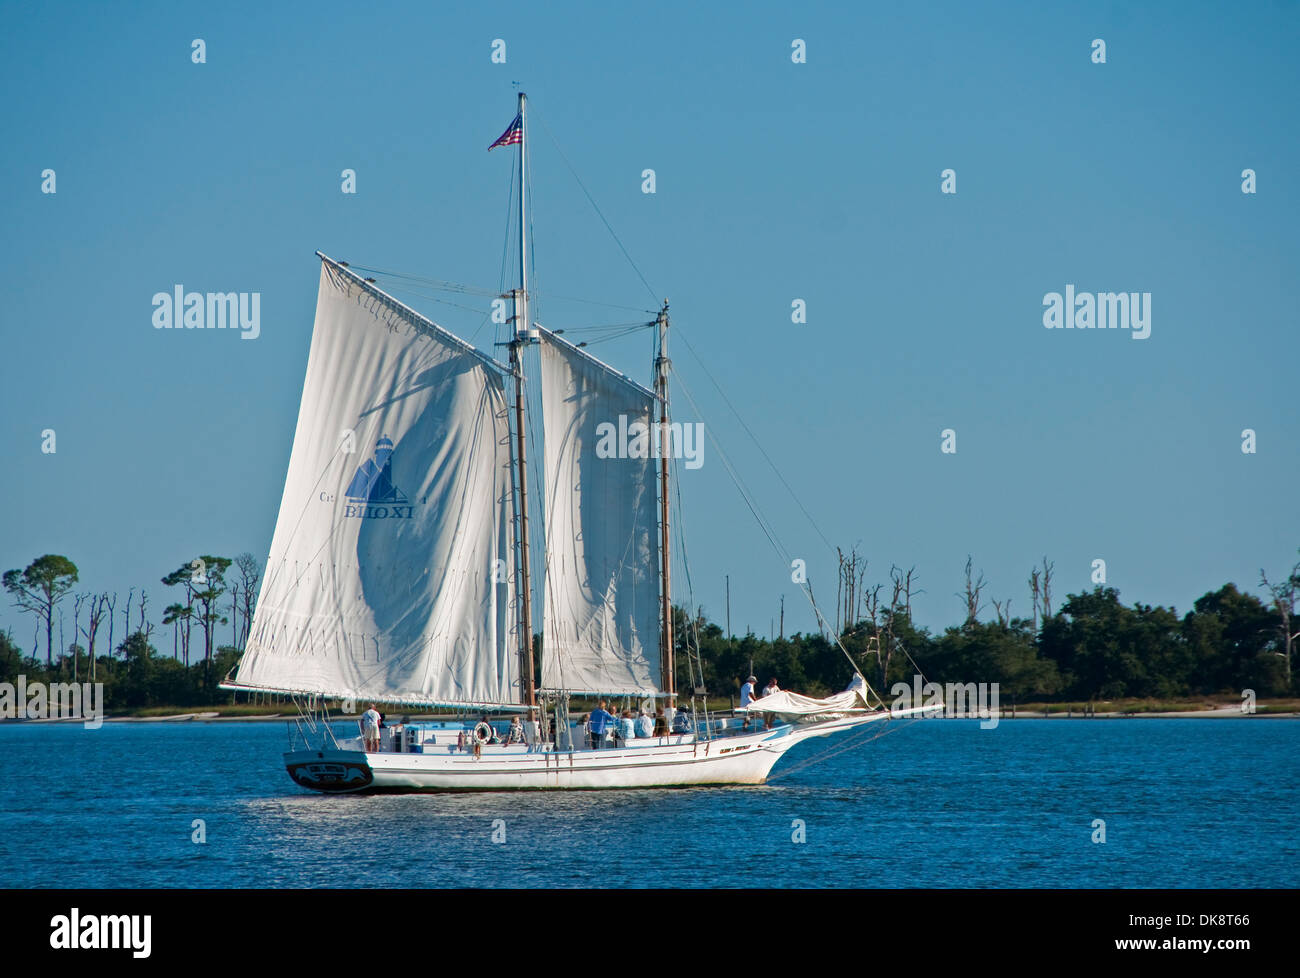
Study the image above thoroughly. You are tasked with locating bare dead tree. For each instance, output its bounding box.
[1261,551,1300,687]
[228,584,237,648]
[105,592,117,661]
[72,595,84,682]
[835,547,843,636]
[896,565,917,617]
[854,557,867,626]
[139,589,152,640]
[1040,556,1055,620]
[959,555,987,625]
[79,593,108,681]
[121,587,134,656]
[1029,567,1041,633]
[992,597,1012,627]
[234,551,264,645]
[863,582,883,634]
[835,546,868,635]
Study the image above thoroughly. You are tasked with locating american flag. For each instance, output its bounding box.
[489,113,522,151]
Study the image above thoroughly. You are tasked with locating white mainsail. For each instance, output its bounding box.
[537,328,662,695]
[233,258,520,707]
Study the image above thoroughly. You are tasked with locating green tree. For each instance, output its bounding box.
[162,556,231,685]
[1184,584,1283,695]
[3,555,79,665]
[0,630,25,684]
[117,631,157,708]
[1039,588,1143,699]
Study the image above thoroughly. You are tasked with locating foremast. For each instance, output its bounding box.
[508,91,537,719]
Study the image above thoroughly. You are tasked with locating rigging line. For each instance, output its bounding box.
[533,104,660,305]
[671,373,885,708]
[670,451,705,691]
[672,326,836,557]
[500,149,517,295]
[553,320,655,332]
[379,285,495,319]
[494,153,518,351]
[891,636,933,691]
[346,265,500,297]
[345,268,654,316]
[536,292,659,315]
[527,132,540,327]
[523,352,546,663]
[575,325,658,347]
[766,717,916,783]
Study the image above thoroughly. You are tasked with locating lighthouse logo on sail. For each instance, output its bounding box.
[342,435,415,519]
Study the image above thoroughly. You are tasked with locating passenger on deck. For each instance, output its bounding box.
[635,708,654,738]
[740,675,758,730]
[361,703,381,752]
[587,700,615,750]
[653,707,669,736]
[672,708,691,734]
[618,711,636,745]
[506,715,526,745]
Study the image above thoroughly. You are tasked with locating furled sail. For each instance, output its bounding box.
[537,328,662,695]
[231,258,520,707]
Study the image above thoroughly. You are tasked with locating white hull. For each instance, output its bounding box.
[284,709,921,793]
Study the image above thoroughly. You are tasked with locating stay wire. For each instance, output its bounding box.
[670,370,885,709]
[532,104,660,306]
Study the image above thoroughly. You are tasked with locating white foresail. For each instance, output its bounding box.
[537,328,661,695]
[233,259,519,707]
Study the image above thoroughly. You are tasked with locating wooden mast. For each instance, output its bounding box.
[656,302,673,707]
[510,91,537,717]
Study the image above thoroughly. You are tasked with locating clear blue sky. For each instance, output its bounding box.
[2,1,1297,654]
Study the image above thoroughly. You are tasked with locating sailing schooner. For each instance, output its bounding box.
[220,94,935,792]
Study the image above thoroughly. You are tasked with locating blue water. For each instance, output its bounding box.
[0,718,1295,888]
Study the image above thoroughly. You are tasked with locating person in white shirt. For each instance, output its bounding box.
[739,675,757,730]
[361,704,381,752]
[762,678,780,729]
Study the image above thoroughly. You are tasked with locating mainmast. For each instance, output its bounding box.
[655,302,674,706]
[509,91,537,717]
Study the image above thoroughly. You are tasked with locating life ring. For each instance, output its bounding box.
[472,721,493,745]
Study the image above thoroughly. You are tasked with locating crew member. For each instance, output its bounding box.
[587,700,615,750]
[739,675,758,730]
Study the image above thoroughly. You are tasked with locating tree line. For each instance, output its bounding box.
[2,552,262,705]
[672,549,1300,704]
[4,547,1298,711]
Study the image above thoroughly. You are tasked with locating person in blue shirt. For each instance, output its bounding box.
[587,700,615,750]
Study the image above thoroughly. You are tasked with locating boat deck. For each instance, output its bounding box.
[342,715,787,756]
